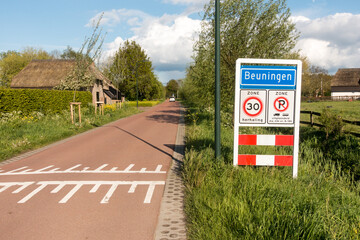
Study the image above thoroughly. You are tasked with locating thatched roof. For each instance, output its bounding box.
[11,59,111,89]
[331,68,360,87]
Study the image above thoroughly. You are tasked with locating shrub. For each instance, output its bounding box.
[0,89,92,114]
[319,108,344,138]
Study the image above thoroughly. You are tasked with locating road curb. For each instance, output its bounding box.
[154,105,187,240]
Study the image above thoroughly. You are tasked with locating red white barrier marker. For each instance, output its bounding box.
[238,135,294,146]
[238,155,293,166]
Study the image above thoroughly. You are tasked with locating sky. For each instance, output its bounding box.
[1,0,360,84]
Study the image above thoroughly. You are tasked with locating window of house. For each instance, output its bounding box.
[96,92,100,102]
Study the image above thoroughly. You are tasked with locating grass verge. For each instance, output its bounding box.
[183,107,360,239]
[0,104,140,162]
[126,100,162,107]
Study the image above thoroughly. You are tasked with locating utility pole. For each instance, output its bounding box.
[215,0,221,159]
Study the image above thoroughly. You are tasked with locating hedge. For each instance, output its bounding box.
[0,89,92,114]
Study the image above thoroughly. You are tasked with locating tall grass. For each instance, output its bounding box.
[183,107,360,239]
[0,104,140,162]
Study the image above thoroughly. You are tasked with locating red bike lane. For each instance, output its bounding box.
[0,101,181,240]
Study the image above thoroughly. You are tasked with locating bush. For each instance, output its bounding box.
[0,89,92,114]
[319,108,344,138]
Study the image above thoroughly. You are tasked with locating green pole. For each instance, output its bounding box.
[215,0,221,159]
[136,62,139,109]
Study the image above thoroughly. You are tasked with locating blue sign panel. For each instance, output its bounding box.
[240,65,297,90]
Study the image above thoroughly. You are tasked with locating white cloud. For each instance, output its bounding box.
[132,15,201,65]
[87,9,152,27]
[95,9,201,83]
[162,0,208,6]
[103,36,125,59]
[293,13,360,73]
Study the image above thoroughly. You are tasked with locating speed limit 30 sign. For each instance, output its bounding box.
[240,90,266,123]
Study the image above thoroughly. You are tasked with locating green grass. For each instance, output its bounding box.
[0,104,140,162]
[301,100,360,134]
[126,100,162,107]
[183,107,360,240]
[301,100,360,121]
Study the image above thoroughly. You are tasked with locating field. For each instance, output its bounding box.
[0,103,141,162]
[301,100,360,134]
[183,100,360,239]
[301,100,360,121]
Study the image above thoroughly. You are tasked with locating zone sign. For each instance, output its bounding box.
[240,90,266,124]
[268,91,295,124]
[234,58,302,178]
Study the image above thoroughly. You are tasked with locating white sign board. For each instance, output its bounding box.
[233,58,302,178]
[240,90,266,124]
[268,90,295,124]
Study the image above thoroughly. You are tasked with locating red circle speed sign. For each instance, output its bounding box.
[243,97,263,117]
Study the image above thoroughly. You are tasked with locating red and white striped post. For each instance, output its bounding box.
[233,59,302,178]
[237,134,293,166]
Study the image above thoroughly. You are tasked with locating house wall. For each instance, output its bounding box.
[331,92,360,100]
[104,94,113,105]
[91,80,105,105]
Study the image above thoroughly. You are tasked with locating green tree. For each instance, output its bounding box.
[0,48,52,87]
[165,79,179,98]
[183,0,299,113]
[60,46,83,60]
[103,40,163,100]
[56,14,105,99]
[302,65,332,98]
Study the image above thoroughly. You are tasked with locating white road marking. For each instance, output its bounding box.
[124,164,135,172]
[101,184,118,204]
[7,167,28,173]
[59,183,83,203]
[0,164,166,176]
[13,182,34,193]
[0,164,166,204]
[18,183,47,203]
[51,183,66,193]
[0,181,165,204]
[144,183,156,204]
[34,166,54,172]
[90,183,101,193]
[0,182,34,193]
[94,164,108,172]
[128,183,137,193]
[64,164,82,172]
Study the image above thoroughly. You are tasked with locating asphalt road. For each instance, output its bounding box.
[0,101,181,240]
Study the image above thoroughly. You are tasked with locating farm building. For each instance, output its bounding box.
[331,68,360,100]
[10,59,123,104]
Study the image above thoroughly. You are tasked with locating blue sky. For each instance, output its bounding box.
[1,0,360,83]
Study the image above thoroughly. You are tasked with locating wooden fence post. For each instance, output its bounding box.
[70,102,81,124]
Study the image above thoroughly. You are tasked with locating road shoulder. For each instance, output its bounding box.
[155,105,187,240]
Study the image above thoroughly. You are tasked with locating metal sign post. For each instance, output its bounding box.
[214,0,221,159]
[233,58,302,178]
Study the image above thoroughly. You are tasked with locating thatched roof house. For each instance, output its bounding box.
[11,59,123,104]
[331,68,360,100]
